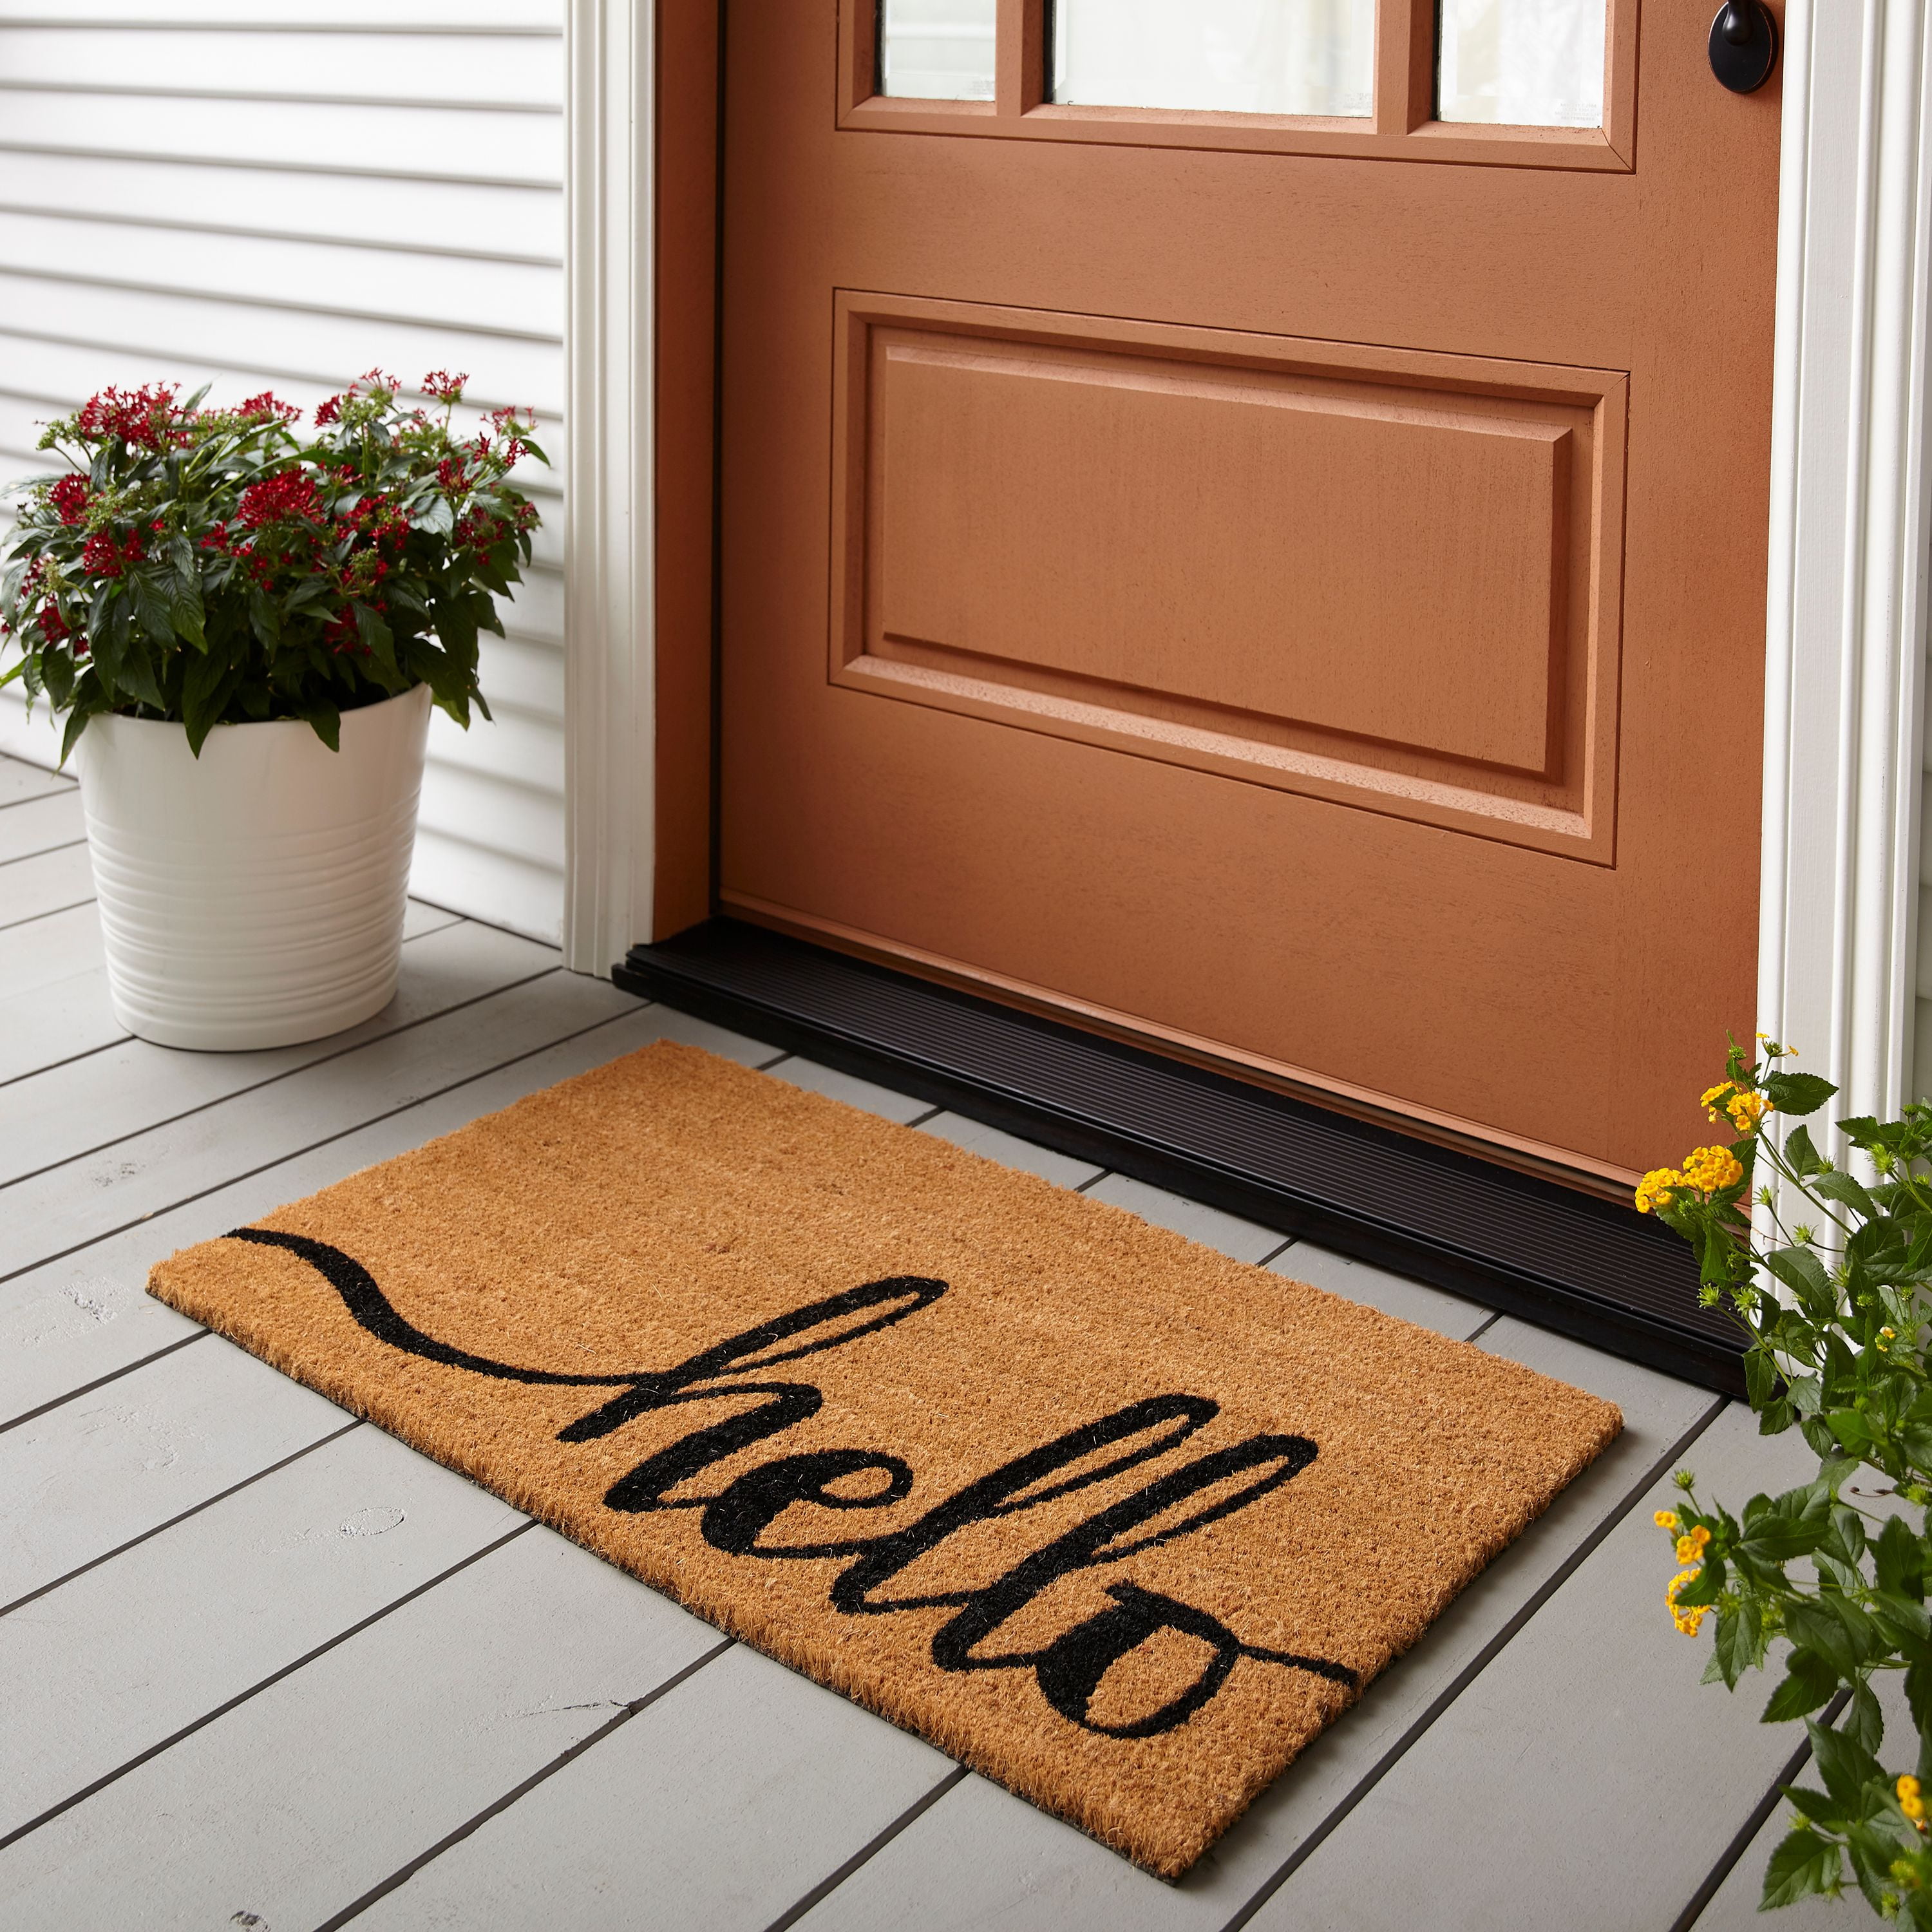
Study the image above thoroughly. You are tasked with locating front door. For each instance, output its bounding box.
[717,0,1779,1188]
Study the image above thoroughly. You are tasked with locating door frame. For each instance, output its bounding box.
[564,0,1932,1142]
[1758,0,1932,1129]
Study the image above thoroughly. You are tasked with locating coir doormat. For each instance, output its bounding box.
[149,1040,1621,1877]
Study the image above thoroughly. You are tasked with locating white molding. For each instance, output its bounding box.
[562,0,656,976]
[1760,0,1932,1121]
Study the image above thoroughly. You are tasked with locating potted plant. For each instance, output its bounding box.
[0,371,545,1050]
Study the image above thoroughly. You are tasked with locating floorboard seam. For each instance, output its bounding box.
[0,1327,209,1438]
[0,836,86,866]
[312,1634,739,1930]
[0,894,96,934]
[1464,1311,1504,1343]
[0,1028,133,1094]
[1214,1394,1731,1932]
[759,1763,973,1932]
[0,996,658,1289]
[1667,1685,1854,1931]
[0,1417,363,1620]
[0,1519,538,1855]
[1257,1236,1298,1267]
[0,960,566,1195]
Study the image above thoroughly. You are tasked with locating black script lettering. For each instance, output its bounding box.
[929,1432,1323,1669]
[1031,1582,1355,1738]
[701,1448,916,1553]
[803,1396,1222,1605]
[228,1229,1359,1734]
[230,1227,941,1517]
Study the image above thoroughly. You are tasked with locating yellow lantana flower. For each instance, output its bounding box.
[1700,1081,1770,1133]
[1667,1564,1709,1634]
[1681,1146,1745,1194]
[1654,1510,1680,1530]
[1636,1169,1684,1214]
[1902,1774,1926,1824]
[1676,1533,1701,1563]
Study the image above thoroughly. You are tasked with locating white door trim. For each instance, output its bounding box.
[1759,0,1932,1115]
[562,0,656,976]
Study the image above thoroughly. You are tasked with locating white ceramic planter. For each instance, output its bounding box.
[79,683,433,1050]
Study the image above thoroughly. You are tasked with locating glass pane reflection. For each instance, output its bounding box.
[1436,0,1607,129]
[878,0,998,102]
[1050,0,1376,120]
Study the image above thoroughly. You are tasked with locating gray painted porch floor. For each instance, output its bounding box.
[0,753,1865,1929]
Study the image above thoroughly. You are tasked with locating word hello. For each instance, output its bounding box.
[232,1227,1356,1738]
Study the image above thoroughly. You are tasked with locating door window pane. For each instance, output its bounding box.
[1436,0,1606,129]
[1050,0,1375,120]
[878,0,997,102]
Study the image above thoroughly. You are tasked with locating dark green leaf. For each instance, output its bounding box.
[1843,1680,1884,1757]
[1759,1824,1842,1908]
[352,602,396,677]
[1713,1599,1763,1689]
[1765,1071,1839,1117]
[57,699,91,766]
[1783,1782,1849,1828]
[1784,1123,1828,1177]
[1871,1593,1932,1647]
[1812,1170,1882,1219]
[1877,1516,1925,1600]
[1808,1716,1882,1806]
[1763,1648,1841,1723]
[1908,1658,1932,1754]
[1766,1244,1835,1316]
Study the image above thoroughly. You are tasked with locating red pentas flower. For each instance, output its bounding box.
[237,470,323,529]
[234,392,299,425]
[80,527,146,578]
[75,384,185,451]
[5,362,547,758]
[46,475,90,526]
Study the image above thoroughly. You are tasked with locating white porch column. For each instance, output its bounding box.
[1759,0,1932,1120]
[562,0,656,976]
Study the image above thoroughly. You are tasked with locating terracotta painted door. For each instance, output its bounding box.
[717,1,1780,1189]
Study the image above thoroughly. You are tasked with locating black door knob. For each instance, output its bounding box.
[1710,1,1779,93]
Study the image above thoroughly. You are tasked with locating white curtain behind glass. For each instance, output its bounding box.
[1437,0,1606,128]
[1052,0,1375,119]
[880,0,998,100]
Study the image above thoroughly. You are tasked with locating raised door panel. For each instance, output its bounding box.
[831,294,1622,857]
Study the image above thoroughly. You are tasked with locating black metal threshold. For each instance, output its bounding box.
[615,919,1742,1398]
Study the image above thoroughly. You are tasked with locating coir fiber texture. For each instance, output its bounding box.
[148,1040,1622,1877]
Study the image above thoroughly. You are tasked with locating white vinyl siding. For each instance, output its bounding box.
[0,1,567,943]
